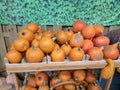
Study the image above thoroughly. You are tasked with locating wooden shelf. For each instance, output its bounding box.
[5,58,120,73]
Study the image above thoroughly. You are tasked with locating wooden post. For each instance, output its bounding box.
[0,25,7,65]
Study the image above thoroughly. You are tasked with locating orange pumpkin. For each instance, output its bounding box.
[9,43,16,51]
[13,38,30,52]
[26,22,39,33]
[54,43,60,50]
[42,31,54,38]
[65,29,74,41]
[61,42,72,56]
[85,70,97,83]
[51,48,65,62]
[18,29,34,42]
[39,85,50,90]
[50,77,62,86]
[69,47,84,61]
[82,39,94,53]
[39,36,55,53]
[34,32,42,40]
[69,32,84,47]
[37,27,43,33]
[50,77,63,90]
[87,83,101,90]
[35,72,49,86]
[56,30,68,44]
[58,70,71,82]
[94,24,105,36]
[93,36,110,47]
[27,76,37,87]
[26,45,44,63]
[87,47,103,61]
[103,43,119,60]
[6,50,22,63]
[81,24,95,39]
[24,86,37,90]
[73,19,86,33]
[73,70,86,82]
[31,39,39,47]
[64,82,76,90]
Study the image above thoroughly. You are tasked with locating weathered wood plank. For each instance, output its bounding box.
[109,25,120,31]
[2,25,18,50]
[0,25,7,65]
[17,25,24,32]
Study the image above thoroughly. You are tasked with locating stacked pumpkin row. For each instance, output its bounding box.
[6,19,119,63]
[24,70,101,90]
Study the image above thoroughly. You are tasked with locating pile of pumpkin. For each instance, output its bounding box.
[6,19,119,63]
[24,70,101,90]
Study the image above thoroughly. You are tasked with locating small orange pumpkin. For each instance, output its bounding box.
[87,83,101,90]
[87,47,103,61]
[51,48,65,62]
[93,36,110,47]
[81,24,95,39]
[39,36,55,53]
[65,29,74,41]
[13,38,30,52]
[39,85,50,90]
[94,24,105,36]
[27,76,37,87]
[73,70,86,82]
[37,27,43,33]
[69,32,84,47]
[42,31,54,38]
[85,70,97,83]
[26,22,39,33]
[9,43,16,51]
[61,42,72,56]
[69,47,84,61]
[54,43,60,50]
[50,77,63,90]
[34,32,42,40]
[18,29,34,42]
[24,86,37,90]
[26,45,44,63]
[56,30,68,44]
[103,43,119,60]
[73,18,86,33]
[82,39,94,53]
[58,70,71,82]
[6,50,22,63]
[31,39,39,47]
[35,72,49,86]
[64,83,76,90]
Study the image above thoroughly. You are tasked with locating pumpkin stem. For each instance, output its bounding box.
[52,37,56,41]
[65,42,69,46]
[43,80,48,86]
[75,77,78,81]
[68,27,71,31]
[32,45,37,50]
[78,48,81,51]
[93,80,98,85]
[21,32,25,35]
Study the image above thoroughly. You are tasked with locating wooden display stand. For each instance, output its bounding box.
[0,25,120,90]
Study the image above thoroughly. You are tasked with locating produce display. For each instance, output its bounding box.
[23,70,101,90]
[6,19,120,63]
[5,19,120,90]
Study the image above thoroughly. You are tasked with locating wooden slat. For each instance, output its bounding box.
[0,25,7,65]
[53,26,62,33]
[17,25,24,32]
[0,84,13,90]
[41,25,47,31]
[109,25,120,31]
[5,59,120,73]
[2,25,18,50]
[105,68,115,90]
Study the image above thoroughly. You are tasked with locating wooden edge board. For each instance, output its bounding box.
[5,60,120,73]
